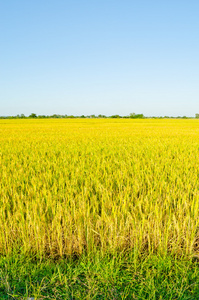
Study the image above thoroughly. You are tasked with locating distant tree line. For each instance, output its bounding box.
[0,113,199,119]
[0,113,145,119]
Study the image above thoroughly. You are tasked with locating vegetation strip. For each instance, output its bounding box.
[1,254,199,299]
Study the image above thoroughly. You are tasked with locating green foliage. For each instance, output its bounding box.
[129,113,144,119]
[0,113,198,119]
[29,113,37,118]
[98,114,106,118]
[110,114,121,118]
[1,254,199,299]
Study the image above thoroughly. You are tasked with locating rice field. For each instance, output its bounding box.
[1,119,199,259]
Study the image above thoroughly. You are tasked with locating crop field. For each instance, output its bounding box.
[1,118,199,258]
[1,119,199,298]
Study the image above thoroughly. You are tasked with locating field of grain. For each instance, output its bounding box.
[1,119,199,258]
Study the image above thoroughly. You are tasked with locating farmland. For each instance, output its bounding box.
[1,119,199,299]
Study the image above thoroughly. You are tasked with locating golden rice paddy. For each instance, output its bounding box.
[0,119,199,258]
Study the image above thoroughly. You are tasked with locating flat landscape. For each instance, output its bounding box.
[1,119,199,299]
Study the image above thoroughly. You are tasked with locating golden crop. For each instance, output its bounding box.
[0,119,199,258]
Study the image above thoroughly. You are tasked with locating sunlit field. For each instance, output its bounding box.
[1,119,199,298]
[1,118,199,258]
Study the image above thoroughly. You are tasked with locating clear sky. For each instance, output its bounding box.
[1,0,199,117]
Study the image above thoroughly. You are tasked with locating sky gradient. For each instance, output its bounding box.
[1,0,199,117]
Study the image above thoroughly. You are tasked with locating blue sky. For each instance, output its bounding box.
[0,0,199,116]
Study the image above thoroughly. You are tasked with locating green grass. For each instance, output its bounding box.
[1,253,199,299]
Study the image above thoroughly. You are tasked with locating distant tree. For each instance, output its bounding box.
[98,114,106,118]
[195,114,199,119]
[51,114,60,118]
[130,113,136,118]
[136,114,144,118]
[110,115,120,118]
[29,113,37,118]
[130,113,144,119]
